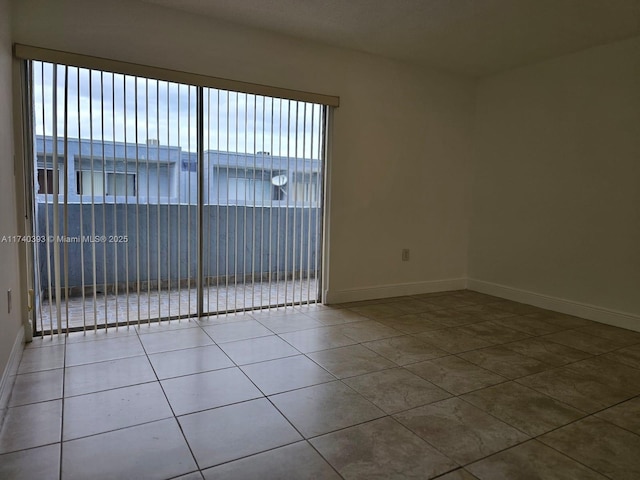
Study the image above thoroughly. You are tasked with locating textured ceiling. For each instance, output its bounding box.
[142,0,640,76]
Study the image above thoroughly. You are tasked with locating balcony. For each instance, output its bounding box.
[34,202,321,333]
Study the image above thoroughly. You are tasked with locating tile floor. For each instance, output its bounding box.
[2,290,640,479]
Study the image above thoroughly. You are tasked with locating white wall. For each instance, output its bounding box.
[0,0,23,393]
[5,0,639,335]
[11,0,475,302]
[470,36,640,324]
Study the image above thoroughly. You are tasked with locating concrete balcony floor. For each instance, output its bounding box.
[36,278,318,332]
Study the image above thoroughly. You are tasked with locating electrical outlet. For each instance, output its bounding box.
[401,249,410,261]
[7,289,11,314]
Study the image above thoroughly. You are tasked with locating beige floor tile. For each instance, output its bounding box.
[378,314,447,333]
[415,328,493,354]
[406,356,506,395]
[8,369,63,407]
[457,321,530,345]
[149,344,234,379]
[174,472,204,480]
[139,327,214,354]
[486,301,542,315]
[218,335,299,365]
[491,316,565,336]
[394,398,528,465]
[334,320,402,342]
[64,328,138,344]
[455,304,515,321]
[419,309,477,327]
[0,443,60,480]
[64,356,156,397]
[307,344,396,379]
[437,469,480,480]
[501,338,591,366]
[17,344,65,374]
[201,319,272,343]
[595,397,640,435]
[202,441,340,480]
[517,362,637,413]
[343,368,451,414]
[179,398,302,469]
[467,440,607,480]
[12,297,640,479]
[575,324,640,346]
[524,311,595,329]
[604,344,640,369]
[311,417,456,479]
[542,329,623,354]
[0,400,62,454]
[425,296,476,310]
[462,382,584,436]
[458,345,552,379]
[302,308,370,326]
[62,418,197,480]
[540,416,640,480]
[347,303,405,320]
[65,335,145,366]
[278,327,357,353]
[564,356,640,389]
[241,355,335,395]
[564,356,640,402]
[363,335,448,365]
[255,313,324,333]
[392,299,439,315]
[161,367,262,415]
[63,382,173,440]
[270,381,385,437]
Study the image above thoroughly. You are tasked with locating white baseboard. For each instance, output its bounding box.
[324,278,467,304]
[467,278,640,333]
[0,326,25,423]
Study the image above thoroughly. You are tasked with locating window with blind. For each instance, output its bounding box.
[24,56,331,335]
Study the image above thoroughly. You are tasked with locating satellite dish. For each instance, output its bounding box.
[271,174,288,187]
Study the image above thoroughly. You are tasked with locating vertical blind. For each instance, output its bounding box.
[29,59,328,335]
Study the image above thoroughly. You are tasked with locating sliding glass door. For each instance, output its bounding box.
[27,60,326,335]
[201,89,324,315]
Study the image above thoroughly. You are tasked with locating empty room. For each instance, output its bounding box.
[0,0,639,479]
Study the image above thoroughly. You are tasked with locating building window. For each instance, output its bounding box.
[228,177,270,203]
[107,173,136,196]
[37,168,55,194]
[76,171,136,196]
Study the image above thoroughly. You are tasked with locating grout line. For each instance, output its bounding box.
[58,330,68,480]
[304,439,347,479]
[59,415,176,444]
[0,440,63,458]
[136,326,202,473]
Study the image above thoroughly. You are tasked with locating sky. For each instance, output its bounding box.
[33,61,324,158]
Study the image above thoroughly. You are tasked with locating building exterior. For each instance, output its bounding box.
[33,135,323,296]
[35,135,321,207]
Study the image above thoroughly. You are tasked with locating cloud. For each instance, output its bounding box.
[33,61,323,158]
